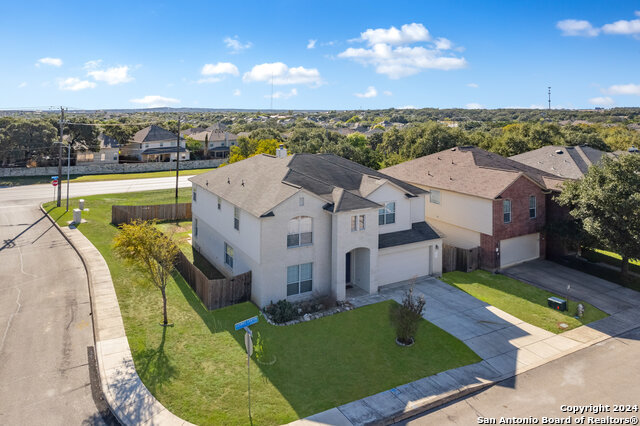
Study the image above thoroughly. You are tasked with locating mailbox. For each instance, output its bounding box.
[547,296,567,311]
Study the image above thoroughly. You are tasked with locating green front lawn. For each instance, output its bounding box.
[441,271,608,334]
[1,167,215,187]
[44,190,481,425]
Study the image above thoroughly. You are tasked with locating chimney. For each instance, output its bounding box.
[276,144,287,158]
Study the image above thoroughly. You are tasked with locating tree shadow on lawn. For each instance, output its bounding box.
[135,326,178,394]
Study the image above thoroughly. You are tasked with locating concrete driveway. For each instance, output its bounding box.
[503,259,640,315]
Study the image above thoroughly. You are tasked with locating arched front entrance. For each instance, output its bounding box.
[346,247,371,296]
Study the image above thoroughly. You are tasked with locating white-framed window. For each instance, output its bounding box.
[351,214,366,231]
[192,189,197,201]
[529,195,536,219]
[194,218,198,237]
[224,242,233,268]
[299,196,304,206]
[378,202,396,225]
[287,216,313,247]
[234,206,240,230]
[217,196,221,210]
[160,142,163,147]
[287,263,313,296]
[430,190,441,204]
[113,154,118,161]
[503,199,512,224]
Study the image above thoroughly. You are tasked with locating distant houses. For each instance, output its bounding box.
[76,133,120,164]
[120,125,190,162]
[185,126,238,159]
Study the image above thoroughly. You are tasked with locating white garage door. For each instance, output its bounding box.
[500,233,540,268]
[377,244,430,286]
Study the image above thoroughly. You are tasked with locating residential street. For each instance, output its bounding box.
[0,176,191,425]
[398,326,640,425]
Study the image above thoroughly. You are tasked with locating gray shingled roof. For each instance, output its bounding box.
[378,222,441,249]
[190,153,425,217]
[131,125,181,143]
[510,145,615,179]
[98,133,119,148]
[142,146,187,155]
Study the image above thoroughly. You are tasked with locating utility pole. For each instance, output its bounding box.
[57,107,64,207]
[175,116,181,201]
[548,86,551,110]
[66,129,71,212]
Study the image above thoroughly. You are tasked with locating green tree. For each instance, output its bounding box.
[556,155,640,279]
[113,220,179,326]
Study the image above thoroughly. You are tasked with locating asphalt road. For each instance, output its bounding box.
[0,176,192,425]
[398,326,640,425]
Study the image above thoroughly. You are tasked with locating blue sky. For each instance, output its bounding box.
[2,0,640,110]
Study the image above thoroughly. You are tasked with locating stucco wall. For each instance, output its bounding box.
[367,183,415,235]
[428,218,481,249]
[422,187,493,235]
[1,158,223,177]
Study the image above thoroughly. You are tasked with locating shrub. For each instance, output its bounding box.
[389,287,426,345]
[265,299,299,324]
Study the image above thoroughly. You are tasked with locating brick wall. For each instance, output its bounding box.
[480,175,547,269]
[0,158,224,177]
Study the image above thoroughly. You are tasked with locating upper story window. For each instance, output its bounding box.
[234,206,240,230]
[378,202,396,225]
[503,199,512,224]
[351,214,366,232]
[429,190,441,204]
[529,196,537,219]
[287,216,312,248]
[299,196,304,207]
[192,189,197,201]
[159,142,163,147]
[217,196,221,210]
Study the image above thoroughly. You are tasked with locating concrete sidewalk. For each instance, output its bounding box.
[42,206,193,426]
[290,276,640,426]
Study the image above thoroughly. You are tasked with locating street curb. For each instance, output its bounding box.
[40,204,192,426]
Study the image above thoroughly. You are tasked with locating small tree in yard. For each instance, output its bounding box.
[113,220,179,326]
[556,154,640,280]
[389,287,426,345]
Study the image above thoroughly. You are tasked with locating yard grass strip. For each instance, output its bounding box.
[442,270,608,334]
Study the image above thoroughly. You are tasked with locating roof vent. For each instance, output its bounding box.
[206,180,208,186]
[451,147,457,151]
[555,150,563,154]
[227,177,230,184]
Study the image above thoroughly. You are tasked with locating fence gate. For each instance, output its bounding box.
[443,244,479,273]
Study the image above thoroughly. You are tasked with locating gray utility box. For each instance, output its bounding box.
[548,296,567,312]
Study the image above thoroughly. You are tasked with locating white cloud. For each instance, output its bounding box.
[201,62,239,76]
[556,19,600,37]
[130,95,180,108]
[233,89,241,96]
[589,96,615,106]
[17,82,27,88]
[83,59,102,69]
[398,105,416,109]
[339,43,467,79]
[243,62,323,86]
[434,37,453,50]
[224,36,252,53]
[266,88,298,99]
[58,77,96,91]
[307,39,317,49]
[359,23,431,46]
[467,82,479,88]
[36,57,63,67]
[87,66,133,85]
[465,102,484,109]
[355,86,377,98]
[604,83,640,95]
[383,90,393,96]
[602,16,640,35]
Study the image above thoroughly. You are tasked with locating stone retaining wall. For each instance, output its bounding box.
[0,159,224,177]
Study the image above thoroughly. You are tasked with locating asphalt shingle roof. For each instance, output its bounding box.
[190,153,425,217]
[378,222,441,249]
[510,145,615,179]
[131,125,180,143]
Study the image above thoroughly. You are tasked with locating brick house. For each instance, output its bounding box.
[381,146,566,270]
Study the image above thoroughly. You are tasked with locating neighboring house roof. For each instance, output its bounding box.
[98,133,119,149]
[189,128,238,142]
[190,153,426,217]
[141,146,188,155]
[131,125,181,143]
[378,222,441,249]
[510,145,616,179]
[381,146,565,200]
[181,127,206,137]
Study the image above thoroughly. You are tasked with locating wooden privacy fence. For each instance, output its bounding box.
[111,203,192,225]
[443,244,480,273]
[174,250,251,310]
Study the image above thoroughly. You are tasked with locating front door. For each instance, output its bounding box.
[345,251,351,284]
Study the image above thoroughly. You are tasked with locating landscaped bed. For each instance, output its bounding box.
[44,189,481,425]
[441,270,608,334]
